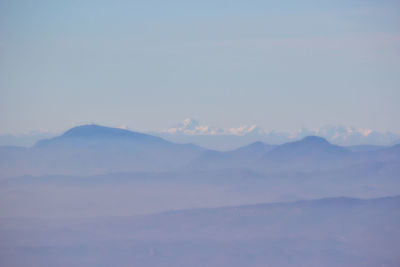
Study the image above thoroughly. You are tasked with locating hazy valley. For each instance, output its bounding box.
[0,125,399,266]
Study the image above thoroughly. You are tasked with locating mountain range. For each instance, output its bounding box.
[0,124,204,177]
[2,119,399,150]
[155,119,400,150]
[1,124,399,177]
[1,124,400,266]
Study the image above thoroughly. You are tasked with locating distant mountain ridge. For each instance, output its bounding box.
[186,135,400,173]
[1,121,398,149]
[0,124,399,177]
[35,124,168,148]
[1,125,399,267]
[155,118,400,149]
[0,125,205,176]
[264,136,349,160]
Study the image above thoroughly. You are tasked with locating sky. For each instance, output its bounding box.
[0,0,399,134]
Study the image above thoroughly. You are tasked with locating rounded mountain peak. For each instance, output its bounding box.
[34,124,167,148]
[300,136,330,144]
[62,124,134,138]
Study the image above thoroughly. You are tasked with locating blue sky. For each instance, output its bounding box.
[1,0,399,134]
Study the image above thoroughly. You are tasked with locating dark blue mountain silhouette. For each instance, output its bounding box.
[265,136,349,159]
[0,125,204,176]
[255,136,351,172]
[1,127,399,177]
[35,124,168,148]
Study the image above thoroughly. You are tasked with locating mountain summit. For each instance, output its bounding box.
[265,135,348,158]
[300,135,330,144]
[255,135,351,172]
[0,124,204,176]
[36,124,164,147]
[62,124,149,139]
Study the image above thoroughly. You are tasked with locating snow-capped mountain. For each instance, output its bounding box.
[163,118,265,136]
[228,124,265,136]
[163,118,224,135]
[158,119,400,149]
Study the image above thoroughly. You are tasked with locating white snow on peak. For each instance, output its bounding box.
[161,119,399,145]
[163,118,224,135]
[359,128,373,137]
[182,118,200,130]
[164,119,265,136]
[229,125,262,136]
